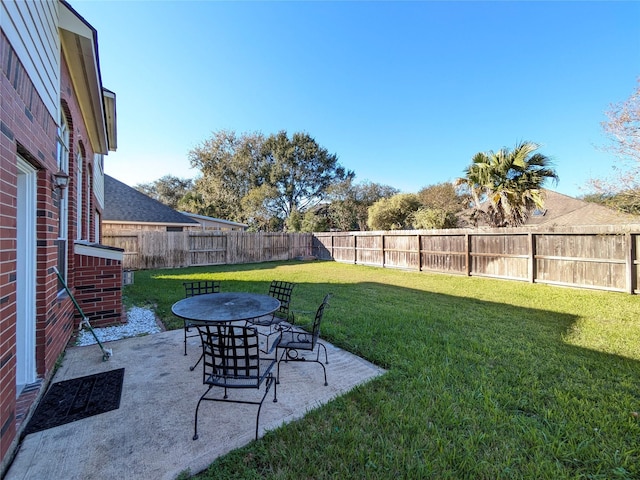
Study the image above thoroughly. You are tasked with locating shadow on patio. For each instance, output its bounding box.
[5,328,385,480]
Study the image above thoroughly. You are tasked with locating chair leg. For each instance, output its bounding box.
[276,348,285,384]
[317,342,329,364]
[319,360,328,386]
[254,375,275,440]
[189,353,203,371]
[317,343,329,385]
[193,386,213,441]
[277,348,328,386]
[184,322,188,356]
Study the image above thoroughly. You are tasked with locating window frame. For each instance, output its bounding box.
[56,112,70,292]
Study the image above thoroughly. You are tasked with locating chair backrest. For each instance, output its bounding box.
[198,324,264,387]
[309,294,331,347]
[268,280,295,320]
[184,280,221,298]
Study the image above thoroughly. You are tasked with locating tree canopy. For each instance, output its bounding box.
[456,141,558,227]
[187,130,353,230]
[188,130,264,223]
[136,175,193,210]
[327,179,399,231]
[601,77,640,165]
[412,207,458,230]
[588,78,640,213]
[367,193,422,230]
[417,182,469,214]
[261,131,354,222]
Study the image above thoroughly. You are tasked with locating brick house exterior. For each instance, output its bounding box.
[0,1,119,473]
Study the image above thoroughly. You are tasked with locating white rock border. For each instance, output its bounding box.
[75,306,162,346]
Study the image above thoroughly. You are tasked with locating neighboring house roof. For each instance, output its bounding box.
[525,190,640,227]
[103,175,199,226]
[458,189,640,228]
[179,211,248,229]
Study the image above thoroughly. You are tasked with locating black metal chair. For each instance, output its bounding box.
[247,280,295,354]
[183,281,221,370]
[276,294,331,386]
[193,324,278,441]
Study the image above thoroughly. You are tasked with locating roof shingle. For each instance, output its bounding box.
[103,175,199,225]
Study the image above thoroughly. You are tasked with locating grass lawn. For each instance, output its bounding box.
[125,260,640,479]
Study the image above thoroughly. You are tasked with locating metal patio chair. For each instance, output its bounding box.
[276,294,331,386]
[193,324,279,441]
[247,280,295,354]
[183,280,221,368]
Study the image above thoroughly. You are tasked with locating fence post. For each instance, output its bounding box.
[353,233,357,264]
[528,232,536,284]
[626,232,635,294]
[465,233,471,276]
[417,234,422,272]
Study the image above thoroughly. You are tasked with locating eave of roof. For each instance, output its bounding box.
[178,211,248,227]
[102,88,117,151]
[103,220,199,228]
[59,1,116,153]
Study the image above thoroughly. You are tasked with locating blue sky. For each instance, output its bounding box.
[75,0,640,198]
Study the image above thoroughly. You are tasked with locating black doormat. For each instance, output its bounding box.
[24,368,125,435]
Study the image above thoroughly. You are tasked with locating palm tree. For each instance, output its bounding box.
[457,142,558,227]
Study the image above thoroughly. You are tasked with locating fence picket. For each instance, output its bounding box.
[103,226,640,294]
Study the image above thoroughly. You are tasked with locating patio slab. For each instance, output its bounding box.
[5,329,385,480]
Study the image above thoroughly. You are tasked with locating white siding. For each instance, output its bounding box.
[0,0,59,120]
[93,154,104,209]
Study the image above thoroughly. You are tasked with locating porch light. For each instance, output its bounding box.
[53,169,70,190]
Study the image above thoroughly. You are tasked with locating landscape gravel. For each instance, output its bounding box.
[75,306,162,346]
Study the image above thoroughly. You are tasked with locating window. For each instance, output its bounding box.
[76,152,83,240]
[86,166,92,240]
[56,112,69,290]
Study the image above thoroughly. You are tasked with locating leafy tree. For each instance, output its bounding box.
[367,193,422,230]
[301,209,329,232]
[188,130,352,230]
[285,208,303,232]
[260,131,354,220]
[136,175,193,209]
[456,141,558,227]
[414,182,469,229]
[240,184,278,231]
[417,182,469,213]
[588,79,640,212]
[601,78,640,165]
[328,179,399,231]
[605,191,640,214]
[412,207,458,229]
[188,130,265,222]
[582,190,640,215]
[177,191,212,216]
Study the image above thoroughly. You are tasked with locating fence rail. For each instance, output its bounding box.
[313,226,640,294]
[102,231,313,270]
[103,226,640,294]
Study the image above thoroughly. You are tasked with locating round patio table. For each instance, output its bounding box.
[171,292,280,324]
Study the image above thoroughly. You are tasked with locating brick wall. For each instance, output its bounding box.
[0,29,59,462]
[73,253,124,328]
[0,29,120,468]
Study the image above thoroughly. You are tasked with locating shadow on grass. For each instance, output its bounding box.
[125,261,640,479]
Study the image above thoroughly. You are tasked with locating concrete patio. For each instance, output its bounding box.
[5,328,385,480]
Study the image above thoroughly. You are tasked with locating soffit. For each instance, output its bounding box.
[59,1,109,154]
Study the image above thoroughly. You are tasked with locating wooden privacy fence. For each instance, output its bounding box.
[102,231,313,270]
[313,226,640,294]
[104,226,640,294]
